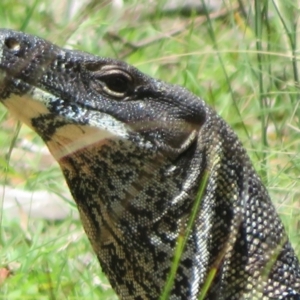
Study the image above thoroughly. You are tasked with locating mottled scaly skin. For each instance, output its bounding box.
[0,29,299,299]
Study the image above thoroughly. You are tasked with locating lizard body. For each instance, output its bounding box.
[0,29,299,299]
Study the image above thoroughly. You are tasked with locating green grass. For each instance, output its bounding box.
[0,0,299,298]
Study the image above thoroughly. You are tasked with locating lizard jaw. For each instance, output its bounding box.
[0,29,133,161]
[0,77,130,161]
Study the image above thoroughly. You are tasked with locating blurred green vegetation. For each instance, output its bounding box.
[0,0,299,298]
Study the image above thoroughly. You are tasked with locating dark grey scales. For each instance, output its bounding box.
[0,28,299,300]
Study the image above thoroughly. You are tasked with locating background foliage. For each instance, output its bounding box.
[0,0,299,298]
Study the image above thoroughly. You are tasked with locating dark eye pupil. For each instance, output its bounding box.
[92,68,133,98]
[103,75,129,93]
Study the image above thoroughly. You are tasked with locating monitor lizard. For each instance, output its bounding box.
[0,28,299,299]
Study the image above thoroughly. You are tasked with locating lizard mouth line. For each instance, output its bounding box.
[0,69,98,121]
[0,70,132,160]
[0,66,137,130]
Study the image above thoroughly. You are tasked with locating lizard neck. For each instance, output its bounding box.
[57,135,210,299]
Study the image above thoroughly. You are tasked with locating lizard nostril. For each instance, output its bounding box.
[5,37,21,52]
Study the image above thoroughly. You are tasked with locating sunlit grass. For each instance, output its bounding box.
[0,0,299,298]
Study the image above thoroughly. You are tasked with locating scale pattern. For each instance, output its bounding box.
[0,29,299,299]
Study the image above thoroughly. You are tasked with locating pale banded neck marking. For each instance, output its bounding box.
[3,85,132,161]
[46,124,127,160]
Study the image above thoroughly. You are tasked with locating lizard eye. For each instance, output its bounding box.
[92,68,133,99]
[5,37,21,51]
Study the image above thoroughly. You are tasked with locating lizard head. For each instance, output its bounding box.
[1,29,299,300]
[0,31,219,296]
[0,28,207,162]
[0,28,209,248]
